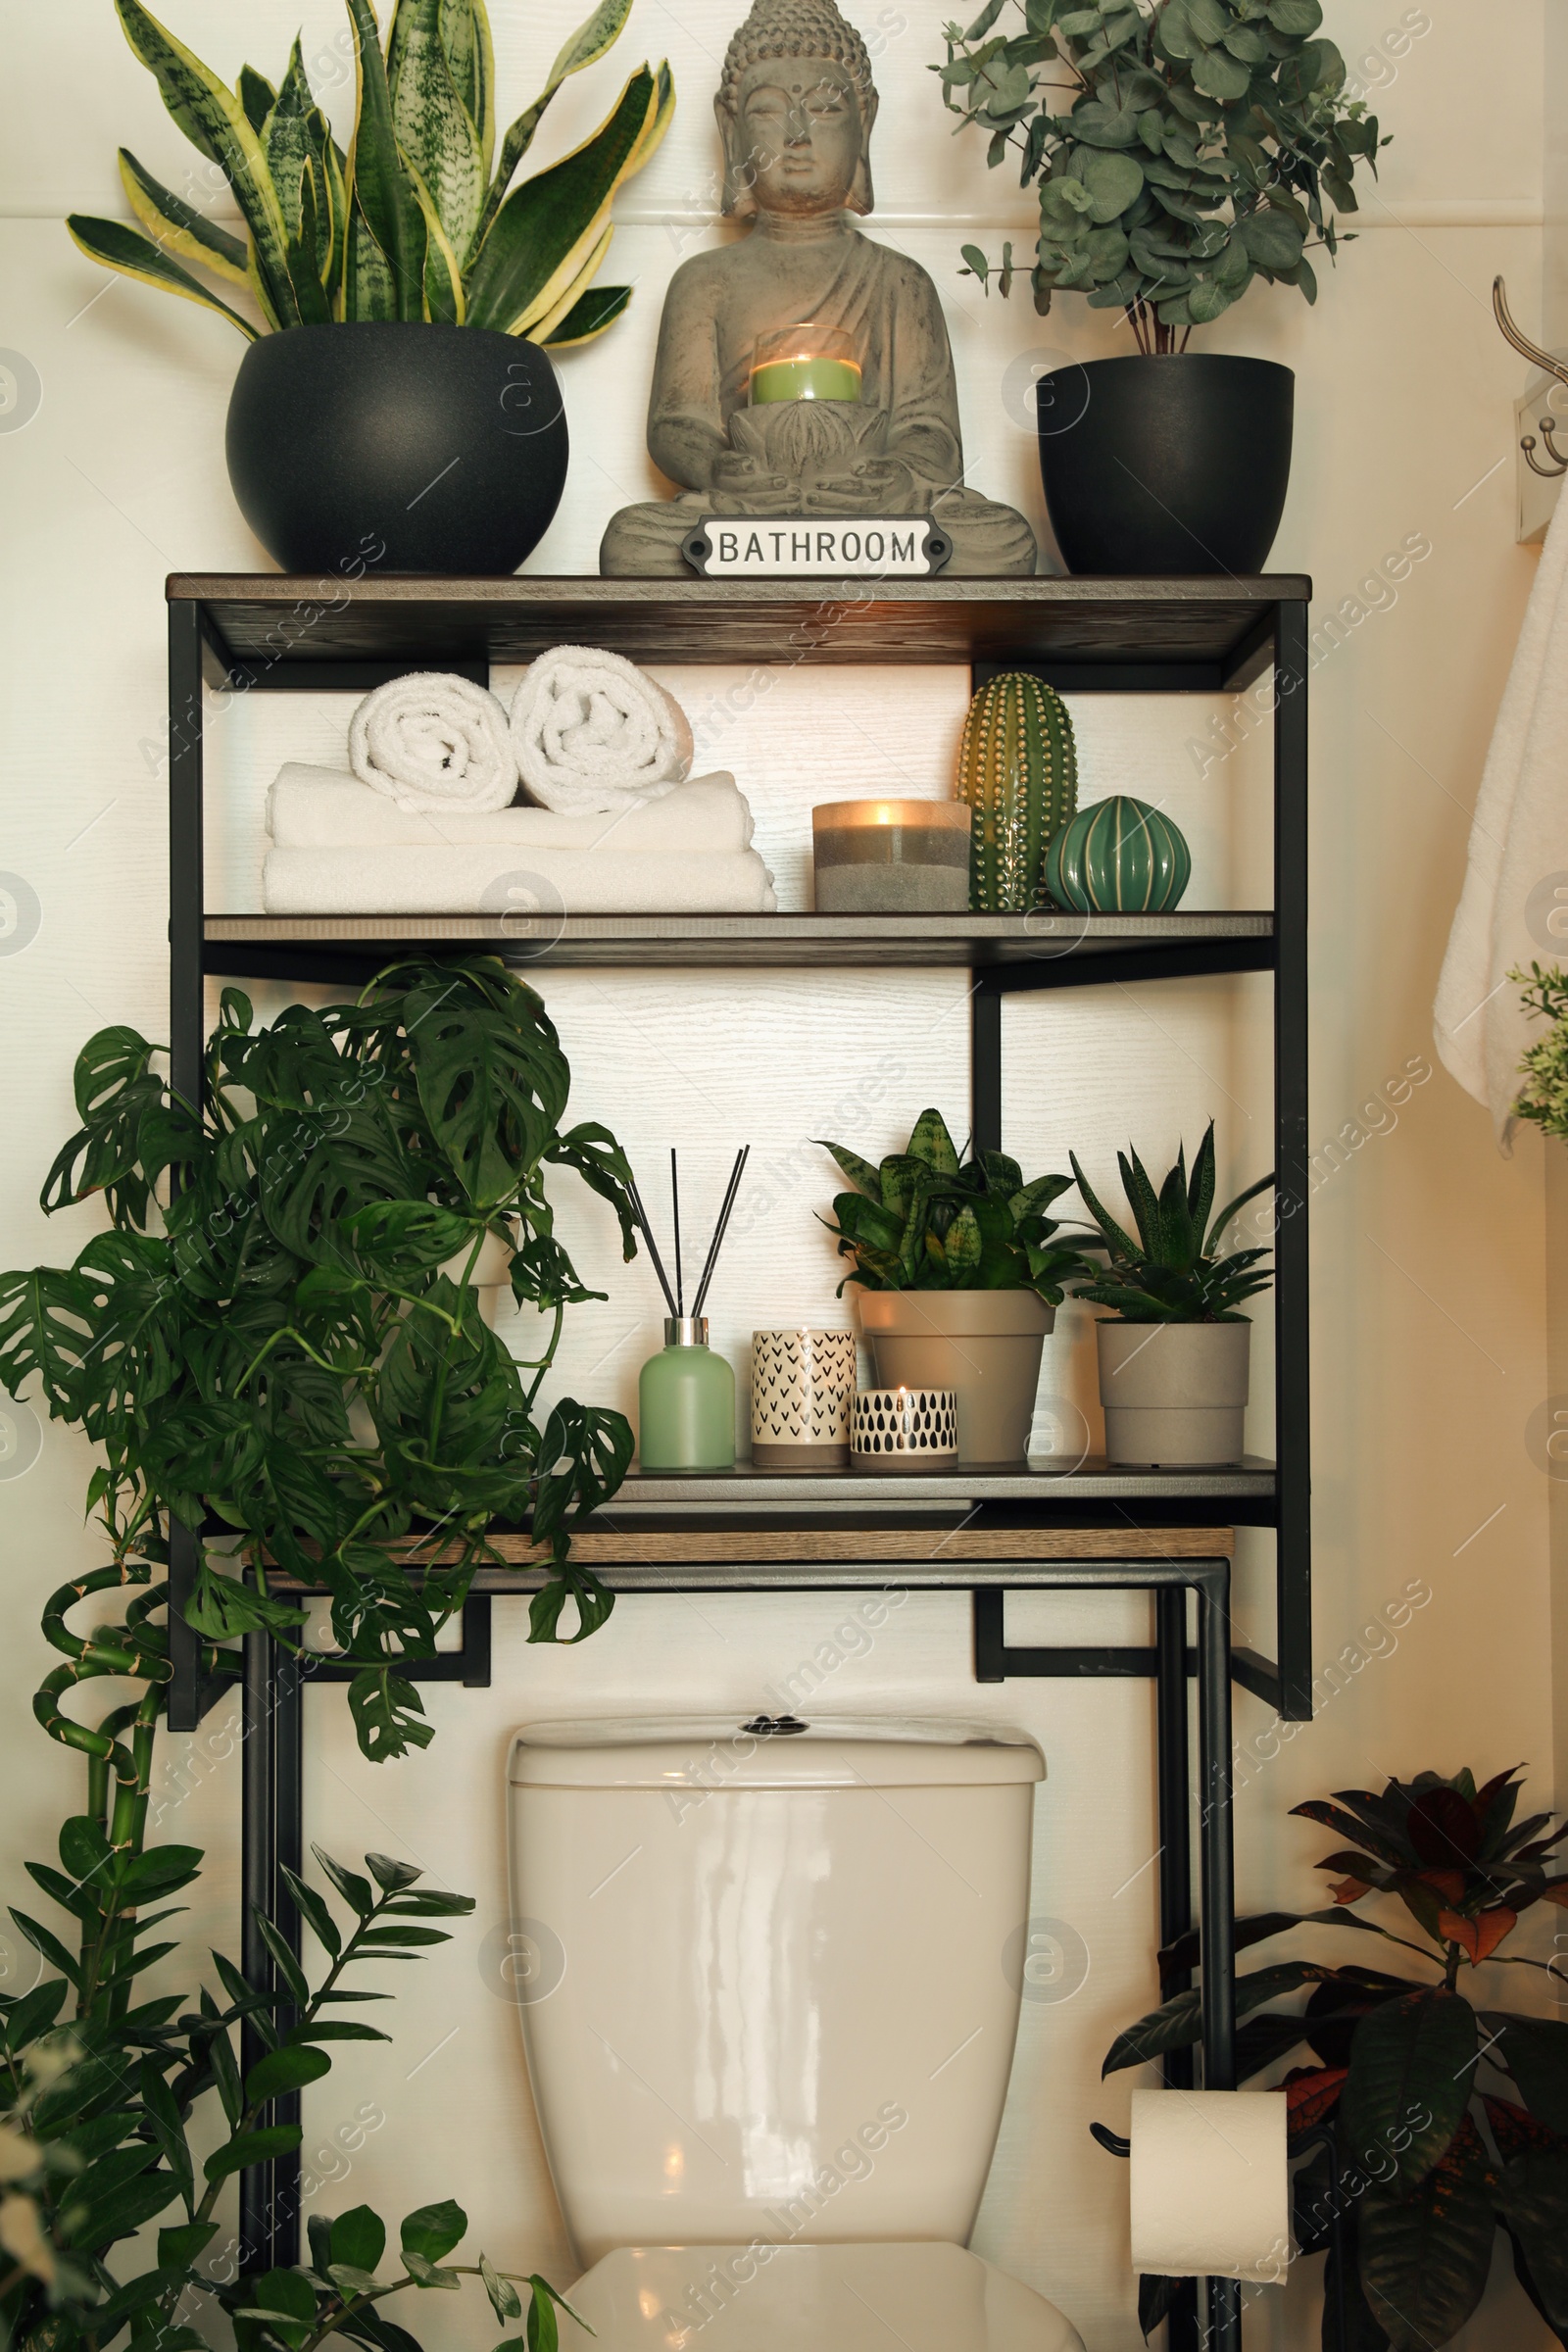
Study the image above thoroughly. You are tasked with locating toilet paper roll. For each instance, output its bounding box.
[1128,2089,1290,2283]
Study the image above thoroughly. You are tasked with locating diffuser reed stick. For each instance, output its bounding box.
[692,1145,750,1318]
[670,1148,684,1316]
[630,1150,750,1322]
[628,1179,678,1318]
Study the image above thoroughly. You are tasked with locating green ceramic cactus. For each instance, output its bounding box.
[1045,794,1192,913]
[956,671,1077,913]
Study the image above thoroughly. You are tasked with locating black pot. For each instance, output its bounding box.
[225,321,569,574]
[1035,354,1293,575]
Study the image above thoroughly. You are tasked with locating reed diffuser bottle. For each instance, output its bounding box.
[632,1149,748,1474]
[640,1316,735,1472]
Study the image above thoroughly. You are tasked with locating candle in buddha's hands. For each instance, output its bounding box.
[750,322,861,406]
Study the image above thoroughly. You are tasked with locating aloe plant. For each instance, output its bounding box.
[1069,1120,1273,1320]
[819,1107,1096,1301]
[67,0,673,348]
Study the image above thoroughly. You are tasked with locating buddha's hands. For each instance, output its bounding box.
[803,455,920,514]
[710,448,797,514]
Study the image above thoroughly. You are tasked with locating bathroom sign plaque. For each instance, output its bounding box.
[682,516,952,577]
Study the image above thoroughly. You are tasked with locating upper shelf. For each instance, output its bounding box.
[169,573,1312,689]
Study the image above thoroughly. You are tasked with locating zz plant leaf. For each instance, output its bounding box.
[67,0,671,351]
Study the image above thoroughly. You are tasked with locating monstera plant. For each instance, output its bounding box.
[68,0,670,346]
[65,0,674,569]
[0,956,639,1766]
[1103,1768,1568,2348]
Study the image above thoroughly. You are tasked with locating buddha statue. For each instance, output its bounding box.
[599,0,1037,577]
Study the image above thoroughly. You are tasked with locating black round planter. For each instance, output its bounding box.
[225,321,569,575]
[1035,354,1293,575]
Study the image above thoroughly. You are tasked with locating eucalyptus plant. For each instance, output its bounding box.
[819,1106,1096,1299]
[1069,1122,1271,1319]
[0,956,640,1767]
[67,0,672,347]
[934,0,1385,353]
[1103,1767,1568,2349]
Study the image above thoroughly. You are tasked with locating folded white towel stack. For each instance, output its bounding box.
[510,645,693,815]
[350,671,517,814]
[267,763,756,856]
[264,846,777,916]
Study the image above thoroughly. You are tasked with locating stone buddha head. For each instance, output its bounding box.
[716,0,878,220]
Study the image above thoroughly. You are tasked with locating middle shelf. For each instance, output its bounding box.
[202,908,1275,976]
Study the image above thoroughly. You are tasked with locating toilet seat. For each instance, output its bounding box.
[559,2241,1086,2352]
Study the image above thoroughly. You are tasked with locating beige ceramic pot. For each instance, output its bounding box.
[1096,1320,1250,1466]
[856,1290,1054,1465]
[438,1222,517,1329]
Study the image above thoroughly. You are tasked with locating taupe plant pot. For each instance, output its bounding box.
[1096,1320,1250,1467]
[857,1290,1054,1465]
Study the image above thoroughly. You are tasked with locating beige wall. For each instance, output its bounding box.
[0,2,1561,2345]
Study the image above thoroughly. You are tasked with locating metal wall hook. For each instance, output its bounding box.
[1536,415,1568,471]
[1522,431,1568,480]
[1494,274,1568,391]
[1494,278,1568,480]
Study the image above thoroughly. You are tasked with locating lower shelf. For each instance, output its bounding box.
[612,1456,1276,1507]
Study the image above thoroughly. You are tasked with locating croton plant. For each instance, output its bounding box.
[1104,1768,1568,2347]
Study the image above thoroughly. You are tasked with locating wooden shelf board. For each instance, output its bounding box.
[474,1523,1236,1569]
[169,572,1311,672]
[610,1456,1275,1506]
[203,909,1274,970]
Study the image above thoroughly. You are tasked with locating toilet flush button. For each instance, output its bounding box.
[739,1714,809,1736]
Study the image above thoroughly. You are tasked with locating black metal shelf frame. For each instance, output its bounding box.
[163,577,1311,2352]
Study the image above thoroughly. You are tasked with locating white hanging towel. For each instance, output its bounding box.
[349,671,518,814]
[1434,495,1568,1144]
[510,645,694,815]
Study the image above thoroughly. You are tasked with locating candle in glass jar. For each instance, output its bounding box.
[812,798,972,913]
[750,322,861,405]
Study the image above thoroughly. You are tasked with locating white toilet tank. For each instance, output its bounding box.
[506,1715,1044,2267]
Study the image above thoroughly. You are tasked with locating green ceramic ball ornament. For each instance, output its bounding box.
[1045,795,1192,914]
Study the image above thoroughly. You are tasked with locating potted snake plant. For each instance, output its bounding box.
[934,0,1386,573]
[1069,1123,1272,1466]
[67,0,673,572]
[819,1108,1096,1464]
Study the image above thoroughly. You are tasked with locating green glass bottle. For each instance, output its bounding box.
[638,1316,736,1471]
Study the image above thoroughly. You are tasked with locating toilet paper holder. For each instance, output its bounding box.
[1089,2119,1351,2352]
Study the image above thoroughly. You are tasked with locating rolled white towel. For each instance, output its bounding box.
[509,645,693,816]
[349,671,517,814]
[263,844,777,916]
[266,763,756,855]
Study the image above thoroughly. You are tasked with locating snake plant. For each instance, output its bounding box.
[67,0,673,347]
[818,1106,1097,1302]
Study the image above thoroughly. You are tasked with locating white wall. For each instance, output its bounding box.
[0,3,1561,2346]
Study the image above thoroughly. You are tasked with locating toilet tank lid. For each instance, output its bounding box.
[508,1715,1045,1789]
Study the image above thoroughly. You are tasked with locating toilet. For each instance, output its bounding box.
[506,1713,1086,2352]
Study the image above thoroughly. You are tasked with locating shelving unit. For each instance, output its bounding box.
[163,571,1311,2352]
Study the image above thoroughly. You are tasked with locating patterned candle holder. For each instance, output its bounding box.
[751,1328,858,1470]
[852,1386,958,1473]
